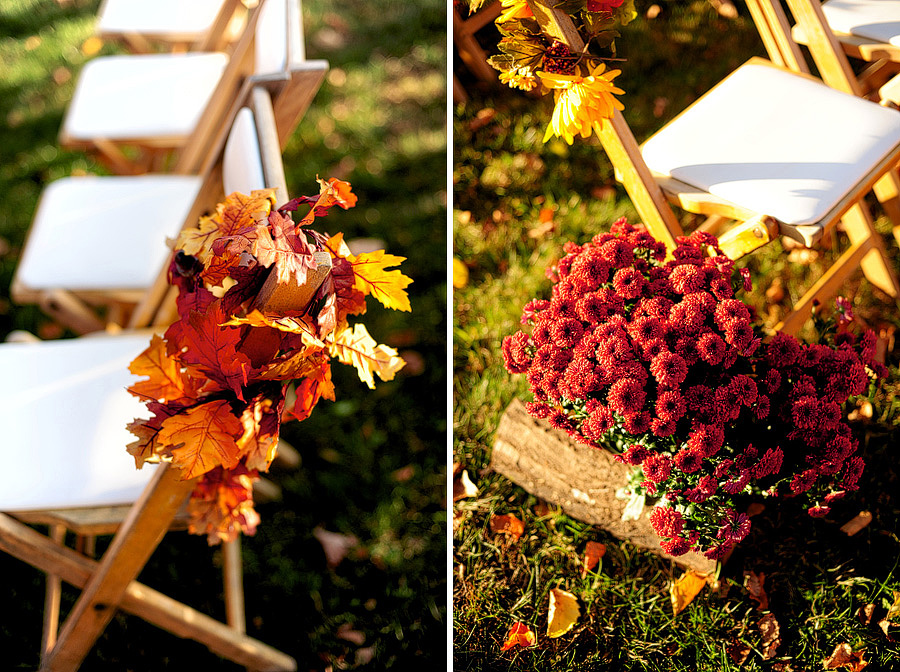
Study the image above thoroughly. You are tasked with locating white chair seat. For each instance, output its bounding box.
[62,53,229,141]
[16,175,203,291]
[641,62,900,230]
[97,0,228,42]
[0,334,156,512]
[821,0,900,46]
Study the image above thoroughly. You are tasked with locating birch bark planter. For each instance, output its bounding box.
[491,398,716,574]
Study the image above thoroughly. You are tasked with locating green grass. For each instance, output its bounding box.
[0,0,446,668]
[454,1,900,669]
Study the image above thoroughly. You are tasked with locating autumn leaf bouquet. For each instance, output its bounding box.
[464,0,635,143]
[502,219,882,560]
[127,178,412,544]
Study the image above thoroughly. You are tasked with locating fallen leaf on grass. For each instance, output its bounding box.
[453,257,469,289]
[759,613,780,660]
[336,623,365,646]
[823,643,868,670]
[858,603,876,625]
[581,541,606,577]
[840,511,873,536]
[500,622,536,651]
[744,570,769,611]
[726,639,751,666]
[886,591,900,620]
[670,570,709,617]
[313,527,358,568]
[490,513,524,542]
[547,588,580,638]
[453,469,478,501]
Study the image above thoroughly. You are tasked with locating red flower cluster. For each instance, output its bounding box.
[502,220,880,558]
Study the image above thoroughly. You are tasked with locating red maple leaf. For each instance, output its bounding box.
[177,302,252,399]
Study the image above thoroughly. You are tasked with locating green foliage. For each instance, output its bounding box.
[455,1,900,669]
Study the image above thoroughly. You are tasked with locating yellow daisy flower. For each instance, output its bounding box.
[538,63,625,144]
[497,0,532,24]
[499,66,538,92]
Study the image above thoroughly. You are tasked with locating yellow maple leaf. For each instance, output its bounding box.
[328,323,405,389]
[670,570,710,617]
[224,309,324,345]
[128,334,196,402]
[157,400,244,480]
[174,214,220,262]
[547,588,579,638]
[217,189,276,236]
[349,250,413,312]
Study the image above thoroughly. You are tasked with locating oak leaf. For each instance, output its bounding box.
[581,541,606,577]
[158,399,244,480]
[128,333,197,403]
[178,304,252,399]
[175,214,220,262]
[547,588,579,638]
[500,622,536,651]
[489,513,524,542]
[217,189,275,238]
[329,323,405,389]
[670,570,710,617]
[348,249,412,312]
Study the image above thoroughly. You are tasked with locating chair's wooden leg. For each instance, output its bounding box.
[0,513,297,671]
[871,170,900,248]
[840,203,900,297]
[777,236,874,335]
[37,290,104,335]
[223,538,246,635]
[41,525,66,663]
[39,464,196,672]
[92,138,139,176]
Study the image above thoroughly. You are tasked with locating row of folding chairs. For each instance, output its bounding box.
[0,0,326,669]
[517,0,900,336]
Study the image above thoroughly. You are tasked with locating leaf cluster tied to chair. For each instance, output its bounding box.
[0,0,404,669]
[514,0,900,336]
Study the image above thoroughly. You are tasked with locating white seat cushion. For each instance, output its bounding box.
[16,175,203,291]
[223,107,266,195]
[641,62,900,228]
[97,0,228,41]
[0,334,156,512]
[822,0,900,46]
[62,53,228,141]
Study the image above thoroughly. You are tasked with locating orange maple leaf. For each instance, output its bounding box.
[252,211,318,286]
[328,323,405,389]
[348,249,413,312]
[158,399,244,480]
[128,333,197,403]
[500,622,536,651]
[237,396,282,471]
[217,189,276,237]
[284,362,335,422]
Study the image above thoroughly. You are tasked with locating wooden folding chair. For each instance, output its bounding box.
[751,0,900,251]
[453,1,500,103]
[12,0,327,334]
[94,0,247,54]
[527,2,900,335]
[0,86,298,671]
[60,0,325,175]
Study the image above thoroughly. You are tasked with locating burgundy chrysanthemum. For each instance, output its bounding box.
[501,332,533,374]
[753,447,783,479]
[607,377,646,416]
[550,317,585,348]
[697,332,726,365]
[650,351,688,387]
[765,331,801,367]
[643,453,672,483]
[807,505,830,518]
[720,510,751,543]
[673,448,703,474]
[525,401,551,418]
[790,468,818,494]
[669,264,706,294]
[581,404,615,440]
[521,299,550,325]
[649,506,684,538]
[723,319,754,350]
[656,390,686,422]
[651,418,677,437]
[714,299,751,329]
[612,267,647,300]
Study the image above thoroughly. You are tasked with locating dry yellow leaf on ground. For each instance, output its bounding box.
[453,257,469,289]
[670,570,710,617]
[547,588,580,638]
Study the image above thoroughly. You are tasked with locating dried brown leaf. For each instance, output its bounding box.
[453,469,479,501]
[858,603,876,626]
[759,613,780,660]
[490,513,524,542]
[823,643,868,670]
[581,541,606,577]
[744,570,769,611]
[726,639,751,666]
[840,511,873,536]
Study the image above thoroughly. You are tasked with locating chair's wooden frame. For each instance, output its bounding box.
[0,85,300,672]
[13,0,327,334]
[453,1,501,103]
[95,0,247,54]
[525,0,900,335]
